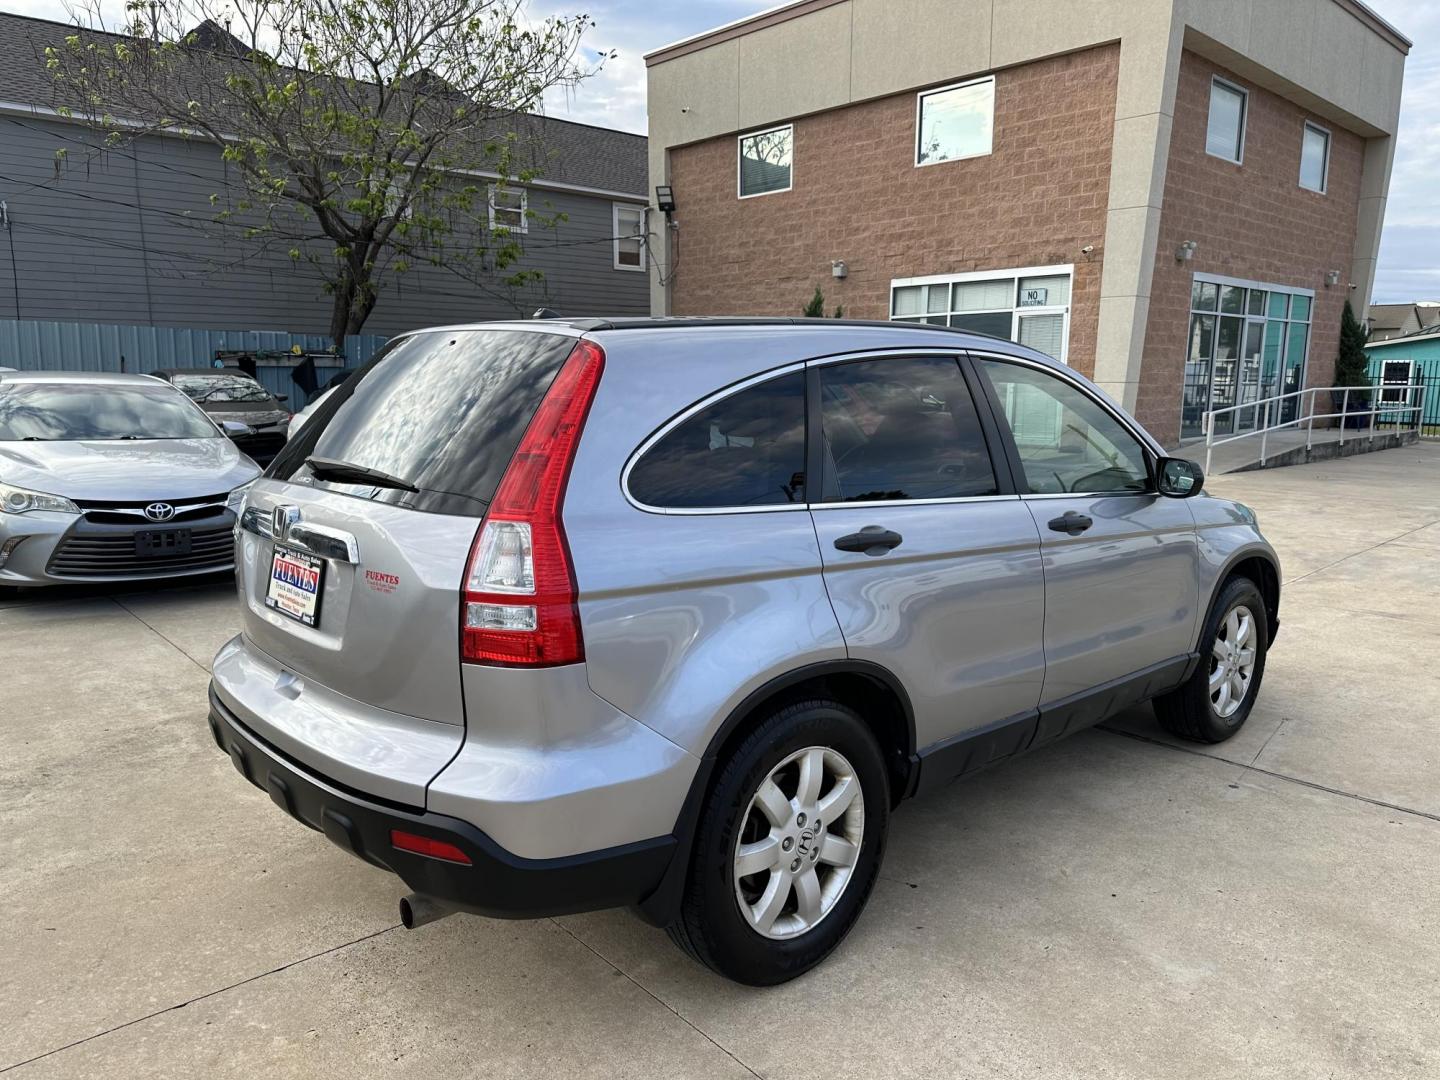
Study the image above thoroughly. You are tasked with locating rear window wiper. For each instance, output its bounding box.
[305,455,418,492]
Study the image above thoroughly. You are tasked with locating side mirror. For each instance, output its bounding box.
[1156,456,1204,498]
[221,420,256,438]
[275,394,289,403]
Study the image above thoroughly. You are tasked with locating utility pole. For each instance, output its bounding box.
[1,201,17,320]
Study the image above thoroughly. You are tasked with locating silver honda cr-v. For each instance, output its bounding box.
[209,319,1279,985]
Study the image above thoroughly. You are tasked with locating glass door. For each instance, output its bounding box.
[1184,278,1313,439]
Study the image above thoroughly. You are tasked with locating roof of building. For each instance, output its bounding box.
[1365,325,1440,350]
[1367,302,1440,332]
[0,11,647,196]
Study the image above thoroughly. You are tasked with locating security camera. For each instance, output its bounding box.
[1080,244,1094,255]
[1348,282,1358,290]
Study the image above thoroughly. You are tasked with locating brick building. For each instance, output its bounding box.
[643,0,1409,446]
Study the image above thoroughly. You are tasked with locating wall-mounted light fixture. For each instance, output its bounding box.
[1325,269,1341,287]
[654,185,676,214]
[831,260,848,280]
[1175,240,1197,263]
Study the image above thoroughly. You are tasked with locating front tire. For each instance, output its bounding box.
[667,699,889,985]
[1153,576,1269,744]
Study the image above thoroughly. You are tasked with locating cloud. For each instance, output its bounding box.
[1367,0,1440,301]
[529,0,767,134]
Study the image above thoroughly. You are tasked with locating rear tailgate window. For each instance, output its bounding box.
[271,329,574,516]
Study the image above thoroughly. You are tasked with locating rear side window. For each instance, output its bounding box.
[271,330,574,516]
[818,355,997,502]
[628,372,806,509]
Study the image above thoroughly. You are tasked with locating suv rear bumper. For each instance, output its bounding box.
[208,686,676,918]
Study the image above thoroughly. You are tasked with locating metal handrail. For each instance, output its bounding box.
[1202,382,1428,475]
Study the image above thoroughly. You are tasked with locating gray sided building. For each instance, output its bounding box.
[0,12,649,372]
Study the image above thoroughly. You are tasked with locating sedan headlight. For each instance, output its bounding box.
[0,481,79,516]
[226,480,256,515]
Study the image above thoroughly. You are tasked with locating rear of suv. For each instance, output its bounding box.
[209,319,1280,985]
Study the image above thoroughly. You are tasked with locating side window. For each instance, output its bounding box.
[818,355,997,502]
[628,372,806,509]
[977,359,1150,495]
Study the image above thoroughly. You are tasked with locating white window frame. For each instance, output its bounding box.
[914,75,996,168]
[737,124,794,199]
[1299,120,1331,194]
[1206,76,1248,165]
[488,184,528,233]
[612,202,647,272]
[889,264,1074,365]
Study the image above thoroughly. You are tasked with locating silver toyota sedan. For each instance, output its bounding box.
[0,371,260,587]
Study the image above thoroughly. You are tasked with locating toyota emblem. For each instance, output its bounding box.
[143,502,176,522]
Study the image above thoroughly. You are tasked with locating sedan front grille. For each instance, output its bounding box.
[47,524,235,578]
[75,493,228,526]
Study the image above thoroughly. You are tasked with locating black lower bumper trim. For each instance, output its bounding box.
[208,686,676,919]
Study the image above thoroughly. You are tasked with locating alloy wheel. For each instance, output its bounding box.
[1210,603,1258,719]
[732,745,866,940]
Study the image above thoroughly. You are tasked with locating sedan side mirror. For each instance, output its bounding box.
[275,394,289,403]
[1156,456,1204,498]
[221,420,256,438]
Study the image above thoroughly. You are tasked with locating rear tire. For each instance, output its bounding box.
[667,699,889,985]
[1153,576,1268,744]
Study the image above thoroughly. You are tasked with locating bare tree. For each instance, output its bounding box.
[44,0,601,341]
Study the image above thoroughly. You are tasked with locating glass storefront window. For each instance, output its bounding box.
[1182,276,1314,440]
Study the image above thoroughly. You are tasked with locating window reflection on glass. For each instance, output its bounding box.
[916,79,995,165]
[819,356,996,502]
[739,126,793,197]
[628,373,807,508]
[978,360,1150,495]
[1206,78,1247,161]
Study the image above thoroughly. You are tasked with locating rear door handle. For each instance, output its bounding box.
[834,526,904,556]
[1047,511,1093,536]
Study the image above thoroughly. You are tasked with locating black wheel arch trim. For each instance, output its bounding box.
[1203,545,1281,648]
[634,658,915,928]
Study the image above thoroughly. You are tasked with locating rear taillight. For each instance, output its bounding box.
[461,338,604,666]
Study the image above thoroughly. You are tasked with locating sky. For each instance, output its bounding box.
[7,0,1438,302]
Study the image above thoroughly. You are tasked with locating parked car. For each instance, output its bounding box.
[0,371,260,586]
[151,367,290,465]
[208,319,1279,985]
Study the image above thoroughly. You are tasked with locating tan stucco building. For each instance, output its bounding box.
[643,0,1409,445]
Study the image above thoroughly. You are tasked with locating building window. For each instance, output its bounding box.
[1300,122,1330,193]
[915,76,995,166]
[1206,77,1247,163]
[738,125,793,198]
[613,203,645,271]
[488,185,527,232]
[1182,275,1314,440]
[889,266,1073,364]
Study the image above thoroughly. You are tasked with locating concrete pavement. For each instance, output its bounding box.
[3,441,1438,1079]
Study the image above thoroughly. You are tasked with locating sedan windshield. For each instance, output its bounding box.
[171,373,273,404]
[0,383,220,441]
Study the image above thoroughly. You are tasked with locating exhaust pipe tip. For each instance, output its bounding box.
[399,893,453,930]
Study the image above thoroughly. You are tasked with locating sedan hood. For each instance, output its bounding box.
[0,437,261,501]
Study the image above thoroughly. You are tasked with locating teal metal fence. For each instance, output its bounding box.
[0,319,388,402]
[1368,351,1440,435]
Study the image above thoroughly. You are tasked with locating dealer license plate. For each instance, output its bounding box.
[264,546,325,628]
